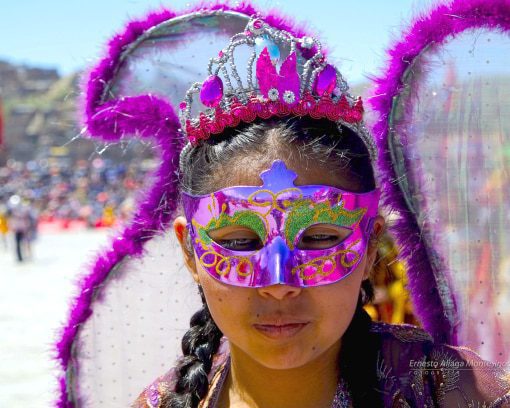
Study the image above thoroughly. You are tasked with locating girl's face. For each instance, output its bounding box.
[174,158,383,370]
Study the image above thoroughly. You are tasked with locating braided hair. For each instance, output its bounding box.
[163,117,381,407]
[161,288,223,408]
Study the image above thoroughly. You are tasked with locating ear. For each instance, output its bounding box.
[173,216,200,283]
[363,215,385,280]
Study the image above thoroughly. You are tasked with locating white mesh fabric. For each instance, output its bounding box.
[391,29,510,362]
[73,231,201,407]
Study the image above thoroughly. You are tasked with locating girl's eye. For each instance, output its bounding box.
[216,238,263,251]
[207,226,263,252]
[297,224,352,250]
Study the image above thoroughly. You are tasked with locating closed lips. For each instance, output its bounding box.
[253,321,309,339]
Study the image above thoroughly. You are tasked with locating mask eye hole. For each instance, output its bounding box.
[207,226,264,252]
[296,224,352,250]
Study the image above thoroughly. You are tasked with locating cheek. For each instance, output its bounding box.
[195,263,251,336]
[193,251,367,369]
[314,259,366,341]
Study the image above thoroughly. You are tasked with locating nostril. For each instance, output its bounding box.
[258,283,301,300]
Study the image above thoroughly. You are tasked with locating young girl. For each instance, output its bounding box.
[130,16,510,408]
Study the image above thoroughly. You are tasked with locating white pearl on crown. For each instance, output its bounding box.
[268,88,279,101]
[283,90,296,104]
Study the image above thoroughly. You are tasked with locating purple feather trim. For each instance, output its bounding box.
[83,1,321,142]
[370,0,510,345]
[55,112,182,406]
[55,2,322,406]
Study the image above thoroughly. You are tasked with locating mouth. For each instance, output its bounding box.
[252,321,310,339]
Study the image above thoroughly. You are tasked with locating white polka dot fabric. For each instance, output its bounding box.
[73,231,201,407]
[391,29,510,362]
[65,12,265,406]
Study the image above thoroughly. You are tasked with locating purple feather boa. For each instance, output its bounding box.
[84,2,319,142]
[370,0,510,345]
[55,2,319,406]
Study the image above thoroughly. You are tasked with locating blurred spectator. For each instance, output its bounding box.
[7,195,32,262]
[0,157,155,233]
[0,204,8,249]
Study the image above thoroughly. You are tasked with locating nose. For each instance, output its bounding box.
[257,236,301,299]
[257,284,302,300]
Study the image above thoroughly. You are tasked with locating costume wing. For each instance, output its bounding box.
[55,5,319,407]
[372,0,510,360]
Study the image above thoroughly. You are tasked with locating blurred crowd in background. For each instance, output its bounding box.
[0,157,155,261]
[0,59,161,262]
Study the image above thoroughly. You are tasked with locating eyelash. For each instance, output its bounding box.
[302,234,338,242]
[217,238,262,251]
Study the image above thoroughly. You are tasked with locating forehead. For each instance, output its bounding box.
[212,157,361,192]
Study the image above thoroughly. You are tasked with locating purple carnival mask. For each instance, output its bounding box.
[182,161,380,287]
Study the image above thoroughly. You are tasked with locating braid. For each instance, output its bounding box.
[162,288,223,408]
[338,296,382,407]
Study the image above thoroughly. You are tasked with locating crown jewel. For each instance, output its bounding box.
[179,17,369,151]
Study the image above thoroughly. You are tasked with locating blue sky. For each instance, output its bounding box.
[0,0,431,84]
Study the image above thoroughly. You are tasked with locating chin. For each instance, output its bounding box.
[257,352,314,370]
[250,341,323,370]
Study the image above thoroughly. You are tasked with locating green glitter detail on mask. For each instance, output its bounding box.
[285,200,365,249]
[196,210,267,245]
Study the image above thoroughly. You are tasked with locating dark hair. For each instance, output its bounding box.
[164,117,381,407]
[161,287,223,408]
[180,117,375,195]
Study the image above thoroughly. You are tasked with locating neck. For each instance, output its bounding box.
[220,340,341,408]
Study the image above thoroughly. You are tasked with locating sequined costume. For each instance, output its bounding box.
[134,322,510,408]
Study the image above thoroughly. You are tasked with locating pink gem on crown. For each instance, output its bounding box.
[179,18,366,146]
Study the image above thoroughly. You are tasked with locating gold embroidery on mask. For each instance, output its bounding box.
[290,239,361,280]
